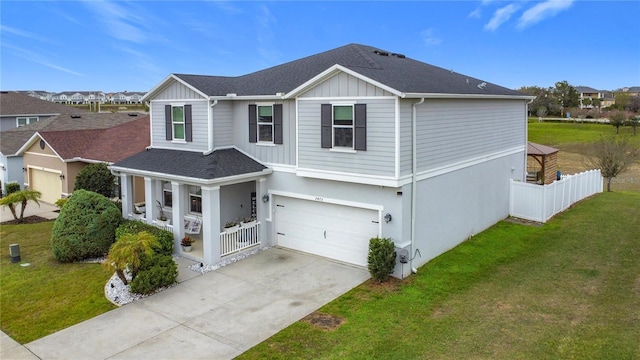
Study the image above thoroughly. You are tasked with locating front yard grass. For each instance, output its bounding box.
[0,221,116,344]
[239,192,640,359]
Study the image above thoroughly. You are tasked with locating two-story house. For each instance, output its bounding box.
[111,43,532,278]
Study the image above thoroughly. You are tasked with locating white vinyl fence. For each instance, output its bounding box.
[510,169,603,223]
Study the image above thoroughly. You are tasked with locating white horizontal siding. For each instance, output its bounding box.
[300,72,394,98]
[416,99,525,172]
[399,101,413,176]
[298,98,396,176]
[150,100,209,152]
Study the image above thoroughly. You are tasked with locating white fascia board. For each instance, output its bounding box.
[208,95,285,101]
[108,165,273,187]
[269,189,384,211]
[142,74,209,101]
[63,157,112,164]
[296,167,411,188]
[5,113,59,117]
[15,132,64,161]
[402,92,536,101]
[285,64,403,98]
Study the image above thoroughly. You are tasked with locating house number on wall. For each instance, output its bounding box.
[314,196,324,202]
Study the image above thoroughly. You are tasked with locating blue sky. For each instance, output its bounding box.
[1,0,638,93]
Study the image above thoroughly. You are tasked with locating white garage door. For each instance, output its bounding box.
[30,169,61,204]
[274,196,379,266]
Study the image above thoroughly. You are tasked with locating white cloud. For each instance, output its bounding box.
[518,0,574,29]
[468,8,482,19]
[421,28,442,47]
[0,25,50,43]
[81,0,150,43]
[3,43,84,77]
[256,5,280,65]
[484,3,520,31]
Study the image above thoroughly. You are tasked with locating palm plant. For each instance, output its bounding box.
[103,231,159,285]
[0,187,42,223]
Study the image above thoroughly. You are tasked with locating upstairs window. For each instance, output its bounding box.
[165,104,192,142]
[17,117,38,127]
[321,103,367,151]
[249,104,283,144]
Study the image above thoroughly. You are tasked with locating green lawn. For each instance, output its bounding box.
[239,192,640,359]
[0,221,116,344]
[528,120,640,147]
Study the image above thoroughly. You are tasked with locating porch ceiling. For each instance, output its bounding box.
[111,148,269,181]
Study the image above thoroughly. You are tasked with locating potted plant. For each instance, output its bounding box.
[155,200,170,226]
[135,202,146,213]
[132,207,144,220]
[181,236,194,252]
[240,216,257,228]
[223,220,240,232]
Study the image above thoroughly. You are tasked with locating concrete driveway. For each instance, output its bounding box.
[15,248,369,359]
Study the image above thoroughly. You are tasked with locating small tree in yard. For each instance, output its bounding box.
[585,136,640,192]
[74,163,115,198]
[609,111,627,134]
[103,231,159,285]
[368,237,397,282]
[0,187,42,223]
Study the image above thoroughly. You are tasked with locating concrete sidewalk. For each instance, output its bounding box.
[0,200,59,223]
[5,248,368,359]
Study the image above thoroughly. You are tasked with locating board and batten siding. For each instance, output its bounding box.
[150,99,209,152]
[152,80,206,100]
[232,100,296,166]
[414,99,525,172]
[298,98,396,177]
[212,101,234,148]
[300,72,395,98]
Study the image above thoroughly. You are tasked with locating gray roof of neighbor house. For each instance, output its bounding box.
[575,86,600,94]
[172,43,525,98]
[0,112,146,157]
[112,148,269,181]
[0,91,88,117]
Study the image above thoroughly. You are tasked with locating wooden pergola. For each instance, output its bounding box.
[527,142,559,185]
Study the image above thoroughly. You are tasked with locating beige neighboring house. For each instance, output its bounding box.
[6,112,148,203]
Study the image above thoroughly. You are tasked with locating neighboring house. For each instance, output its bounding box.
[0,111,144,195]
[111,43,532,278]
[601,91,616,108]
[15,114,149,204]
[620,86,640,96]
[576,86,604,109]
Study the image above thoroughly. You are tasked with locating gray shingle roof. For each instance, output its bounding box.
[112,148,268,181]
[0,91,88,116]
[0,112,146,156]
[174,43,524,97]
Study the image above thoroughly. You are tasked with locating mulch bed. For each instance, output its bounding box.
[1,216,52,225]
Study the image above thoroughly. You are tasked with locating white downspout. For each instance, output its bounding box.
[411,98,424,274]
[208,99,218,153]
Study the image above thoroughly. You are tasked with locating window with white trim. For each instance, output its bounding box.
[332,105,354,148]
[257,105,273,143]
[162,181,172,208]
[189,185,202,214]
[172,106,185,140]
[17,117,39,127]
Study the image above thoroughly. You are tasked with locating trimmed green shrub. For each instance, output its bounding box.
[115,220,174,256]
[54,198,68,209]
[367,237,397,282]
[5,182,20,195]
[51,190,122,262]
[74,163,115,198]
[130,254,178,295]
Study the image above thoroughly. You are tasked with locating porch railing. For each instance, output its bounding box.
[220,222,261,257]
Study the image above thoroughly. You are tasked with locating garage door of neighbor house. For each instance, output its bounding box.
[30,169,61,204]
[274,196,379,267]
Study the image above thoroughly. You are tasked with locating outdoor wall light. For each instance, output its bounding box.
[0,165,5,171]
[262,194,270,202]
[384,213,392,223]
[59,174,65,180]
[22,167,26,172]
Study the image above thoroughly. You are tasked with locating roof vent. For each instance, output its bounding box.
[373,50,389,56]
[128,113,138,116]
[70,114,81,118]
[477,82,487,90]
[391,53,406,58]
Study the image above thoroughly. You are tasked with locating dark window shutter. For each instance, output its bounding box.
[248,104,257,143]
[354,104,367,151]
[165,105,172,140]
[273,104,283,144]
[321,104,332,148]
[184,105,193,142]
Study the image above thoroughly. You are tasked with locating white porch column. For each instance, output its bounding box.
[120,174,134,218]
[257,177,271,246]
[171,181,184,251]
[202,185,221,264]
[144,177,157,224]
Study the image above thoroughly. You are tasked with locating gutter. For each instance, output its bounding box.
[208,99,218,153]
[411,97,424,274]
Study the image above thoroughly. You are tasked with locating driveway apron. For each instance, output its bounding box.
[24,248,370,359]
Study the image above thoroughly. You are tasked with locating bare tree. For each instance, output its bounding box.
[585,136,640,191]
[609,111,627,134]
